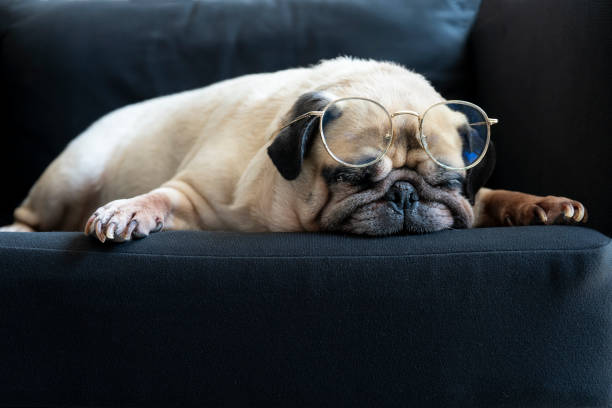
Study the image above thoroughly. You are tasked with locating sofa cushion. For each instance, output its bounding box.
[0,0,481,225]
[0,226,610,406]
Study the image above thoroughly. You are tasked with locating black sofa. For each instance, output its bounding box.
[1,1,611,407]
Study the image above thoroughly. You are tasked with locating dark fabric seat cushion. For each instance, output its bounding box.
[1,226,610,407]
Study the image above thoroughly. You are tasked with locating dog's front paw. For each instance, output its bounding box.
[504,195,587,226]
[85,197,165,243]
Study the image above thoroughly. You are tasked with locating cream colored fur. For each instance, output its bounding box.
[6,58,433,235]
[1,57,587,241]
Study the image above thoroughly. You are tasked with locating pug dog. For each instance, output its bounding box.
[0,57,587,241]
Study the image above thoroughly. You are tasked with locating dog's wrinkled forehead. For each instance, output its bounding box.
[267,89,437,179]
[266,65,465,176]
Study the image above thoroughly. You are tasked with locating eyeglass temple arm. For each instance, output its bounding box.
[269,111,324,139]
[468,118,499,126]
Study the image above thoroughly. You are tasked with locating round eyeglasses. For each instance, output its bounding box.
[275,97,498,171]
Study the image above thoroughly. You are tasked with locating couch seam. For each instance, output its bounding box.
[0,243,609,259]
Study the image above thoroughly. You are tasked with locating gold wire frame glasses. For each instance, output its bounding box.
[275,97,499,171]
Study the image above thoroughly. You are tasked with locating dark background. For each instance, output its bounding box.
[1,0,610,235]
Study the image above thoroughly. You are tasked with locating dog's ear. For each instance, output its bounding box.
[267,91,333,180]
[464,140,496,205]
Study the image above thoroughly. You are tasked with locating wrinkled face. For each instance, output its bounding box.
[267,83,487,236]
[317,168,472,235]
[316,117,473,235]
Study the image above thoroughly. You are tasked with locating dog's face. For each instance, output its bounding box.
[267,71,493,235]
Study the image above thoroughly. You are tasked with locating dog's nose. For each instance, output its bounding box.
[386,181,419,211]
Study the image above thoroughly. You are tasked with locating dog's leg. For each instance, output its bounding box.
[84,185,201,243]
[0,222,35,232]
[473,188,587,227]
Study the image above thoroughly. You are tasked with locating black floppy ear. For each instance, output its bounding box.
[464,140,496,205]
[267,91,333,180]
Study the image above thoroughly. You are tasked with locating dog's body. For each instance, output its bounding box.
[1,58,586,241]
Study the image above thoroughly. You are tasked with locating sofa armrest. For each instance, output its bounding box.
[1,227,610,406]
[469,0,612,236]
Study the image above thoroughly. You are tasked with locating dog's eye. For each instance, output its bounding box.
[322,166,372,186]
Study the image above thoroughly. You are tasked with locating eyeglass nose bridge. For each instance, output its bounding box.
[389,111,426,149]
[390,111,421,119]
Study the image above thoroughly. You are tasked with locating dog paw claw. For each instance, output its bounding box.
[533,205,548,224]
[507,196,587,226]
[84,198,165,243]
[105,223,116,240]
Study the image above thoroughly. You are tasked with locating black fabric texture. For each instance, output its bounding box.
[0,227,611,407]
[0,0,480,225]
[470,0,612,235]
